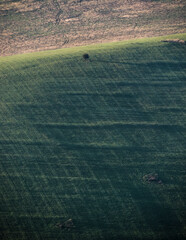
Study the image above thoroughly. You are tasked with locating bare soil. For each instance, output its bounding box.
[0,0,185,56]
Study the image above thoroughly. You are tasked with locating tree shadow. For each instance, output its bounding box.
[91,60,186,69]
[92,60,131,65]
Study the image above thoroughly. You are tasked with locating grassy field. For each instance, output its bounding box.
[0,34,186,240]
[0,0,186,56]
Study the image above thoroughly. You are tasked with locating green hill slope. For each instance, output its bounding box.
[0,34,186,240]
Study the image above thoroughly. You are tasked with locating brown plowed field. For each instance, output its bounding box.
[0,0,186,56]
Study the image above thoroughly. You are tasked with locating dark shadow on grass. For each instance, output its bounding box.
[106,82,184,88]
[36,123,184,131]
[91,60,131,65]
[130,184,183,239]
[92,60,186,69]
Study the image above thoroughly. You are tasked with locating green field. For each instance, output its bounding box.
[0,34,186,240]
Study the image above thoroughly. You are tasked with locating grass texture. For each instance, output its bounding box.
[0,34,186,240]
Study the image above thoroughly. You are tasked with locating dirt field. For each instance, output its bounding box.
[0,0,186,56]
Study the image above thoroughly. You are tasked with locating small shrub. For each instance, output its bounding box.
[83,53,90,61]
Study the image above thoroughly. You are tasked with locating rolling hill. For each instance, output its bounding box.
[0,34,186,240]
[0,0,186,56]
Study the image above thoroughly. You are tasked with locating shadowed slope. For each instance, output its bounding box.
[0,35,186,240]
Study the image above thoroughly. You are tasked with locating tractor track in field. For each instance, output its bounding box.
[53,0,63,24]
[52,0,69,45]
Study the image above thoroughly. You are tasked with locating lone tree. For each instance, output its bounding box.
[83,53,90,61]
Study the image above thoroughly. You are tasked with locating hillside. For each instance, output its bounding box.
[0,34,186,240]
[0,0,186,56]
